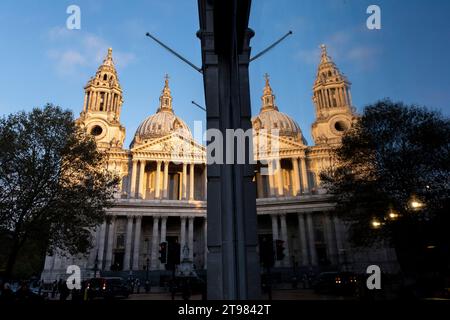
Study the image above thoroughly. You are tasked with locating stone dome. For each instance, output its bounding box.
[252,109,304,143]
[252,74,306,144]
[131,75,192,147]
[135,110,192,141]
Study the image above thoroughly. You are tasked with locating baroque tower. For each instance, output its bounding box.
[78,48,125,150]
[311,45,355,145]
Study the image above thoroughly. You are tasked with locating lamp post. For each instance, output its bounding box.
[145,258,150,293]
[93,251,99,278]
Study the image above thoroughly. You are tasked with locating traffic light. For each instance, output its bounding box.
[159,241,168,263]
[275,239,285,261]
[260,237,274,268]
[167,241,181,268]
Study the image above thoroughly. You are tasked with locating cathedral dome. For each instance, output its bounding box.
[135,111,192,141]
[132,75,192,146]
[252,74,306,144]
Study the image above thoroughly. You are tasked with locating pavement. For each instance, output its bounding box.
[127,289,355,300]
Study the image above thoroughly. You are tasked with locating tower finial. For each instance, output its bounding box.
[102,47,114,67]
[159,74,173,112]
[264,73,270,85]
[261,73,277,111]
[164,73,170,88]
[263,73,272,95]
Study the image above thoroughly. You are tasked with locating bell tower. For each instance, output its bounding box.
[78,48,125,150]
[311,45,355,145]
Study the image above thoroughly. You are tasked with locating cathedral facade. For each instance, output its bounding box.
[41,46,398,282]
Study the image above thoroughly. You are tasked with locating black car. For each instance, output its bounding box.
[86,277,130,299]
[313,272,358,295]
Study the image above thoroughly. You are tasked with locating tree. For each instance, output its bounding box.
[0,104,118,278]
[321,100,450,286]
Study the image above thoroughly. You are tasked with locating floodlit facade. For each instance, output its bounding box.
[41,46,398,282]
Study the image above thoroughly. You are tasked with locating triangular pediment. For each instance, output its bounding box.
[253,132,306,159]
[131,133,205,161]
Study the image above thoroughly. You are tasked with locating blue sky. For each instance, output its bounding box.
[0,0,449,147]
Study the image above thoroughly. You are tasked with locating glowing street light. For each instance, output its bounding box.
[388,211,399,220]
[371,219,382,229]
[409,198,424,210]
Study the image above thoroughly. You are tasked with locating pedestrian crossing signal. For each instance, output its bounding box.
[275,239,285,261]
[159,242,168,263]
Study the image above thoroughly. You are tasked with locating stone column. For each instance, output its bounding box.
[344,87,349,106]
[291,158,300,196]
[182,163,188,200]
[123,216,134,271]
[189,163,195,200]
[160,216,168,243]
[203,165,207,200]
[324,213,337,265]
[151,216,160,270]
[276,159,284,197]
[83,93,88,112]
[333,216,345,264]
[180,217,187,260]
[97,222,107,270]
[163,161,169,199]
[306,213,318,266]
[138,161,146,199]
[271,214,279,241]
[256,172,264,198]
[271,214,280,267]
[188,216,195,261]
[132,216,142,270]
[159,216,168,270]
[300,157,309,194]
[155,161,162,199]
[130,160,138,198]
[268,160,275,197]
[203,219,208,269]
[105,216,116,270]
[280,213,290,266]
[297,213,309,266]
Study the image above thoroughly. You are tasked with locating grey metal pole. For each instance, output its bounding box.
[197,0,261,300]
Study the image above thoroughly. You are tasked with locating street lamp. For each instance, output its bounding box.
[371,219,382,229]
[93,251,99,278]
[388,211,399,220]
[410,199,424,210]
[145,257,150,293]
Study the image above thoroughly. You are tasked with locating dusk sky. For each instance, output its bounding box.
[0,0,449,147]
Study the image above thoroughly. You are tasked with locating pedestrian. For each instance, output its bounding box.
[145,279,150,293]
[51,280,57,298]
[135,279,140,294]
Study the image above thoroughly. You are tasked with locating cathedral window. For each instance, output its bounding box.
[103,74,107,81]
[91,125,103,137]
[334,121,348,132]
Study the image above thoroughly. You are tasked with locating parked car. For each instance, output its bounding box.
[86,277,130,299]
[313,272,358,295]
